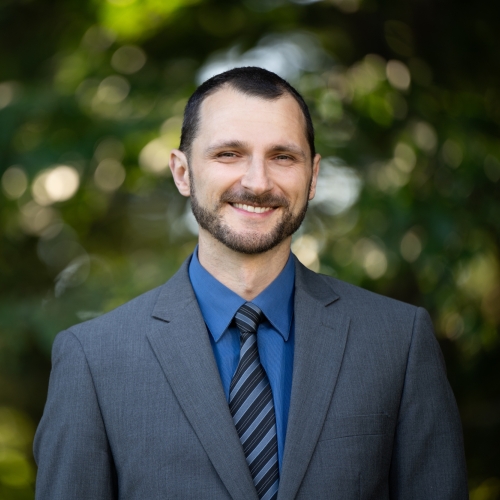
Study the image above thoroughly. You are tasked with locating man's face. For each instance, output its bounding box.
[179,86,320,254]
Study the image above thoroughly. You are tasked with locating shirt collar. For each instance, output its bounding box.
[188,248,295,343]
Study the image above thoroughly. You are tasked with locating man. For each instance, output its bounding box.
[34,67,468,499]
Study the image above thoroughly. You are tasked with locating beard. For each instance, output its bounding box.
[189,176,309,255]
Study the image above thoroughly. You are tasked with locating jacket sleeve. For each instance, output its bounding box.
[33,330,117,500]
[389,307,468,499]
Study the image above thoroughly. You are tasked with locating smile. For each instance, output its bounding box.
[232,203,274,214]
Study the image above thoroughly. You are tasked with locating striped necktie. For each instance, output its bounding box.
[229,302,279,500]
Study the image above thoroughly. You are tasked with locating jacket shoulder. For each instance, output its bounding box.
[296,261,420,341]
[66,284,164,343]
[296,256,417,316]
[322,272,416,313]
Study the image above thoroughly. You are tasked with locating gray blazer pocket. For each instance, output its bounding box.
[318,413,392,441]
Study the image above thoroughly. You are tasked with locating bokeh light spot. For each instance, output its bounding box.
[111,45,147,74]
[318,89,343,122]
[0,81,18,109]
[45,166,80,202]
[0,407,34,450]
[139,139,171,174]
[386,60,411,91]
[96,75,130,104]
[94,159,126,192]
[400,230,422,262]
[75,78,100,108]
[292,234,320,271]
[31,171,52,206]
[370,160,410,192]
[81,25,116,51]
[0,449,33,487]
[456,254,498,299]
[394,142,416,172]
[94,137,125,162]
[412,121,437,153]
[0,407,35,488]
[354,238,388,279]
[19,202,59,236]
[347,55,385,96]
[1,166,28,199]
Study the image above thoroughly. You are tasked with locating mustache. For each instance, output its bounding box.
[220,190,289,208]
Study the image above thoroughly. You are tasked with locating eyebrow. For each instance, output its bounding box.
[269,144,307,160]
[205,140,248,155]
[205,141,307,160]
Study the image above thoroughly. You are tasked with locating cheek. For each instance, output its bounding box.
[194,173,238,204]
[279,175,312,202]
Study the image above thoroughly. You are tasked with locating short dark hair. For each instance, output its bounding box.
[179,66,316,160]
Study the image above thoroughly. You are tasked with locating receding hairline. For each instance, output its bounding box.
[193,83,312,159]
[179,67,316,160]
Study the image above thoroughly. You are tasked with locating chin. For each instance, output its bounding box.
[213,228,289,255]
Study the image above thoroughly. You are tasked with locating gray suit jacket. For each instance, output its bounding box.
[34,256,468,499]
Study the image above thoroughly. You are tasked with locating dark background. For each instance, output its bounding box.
[0,0,499,497]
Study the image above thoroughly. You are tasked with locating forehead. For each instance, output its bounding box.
[195,86,309,152]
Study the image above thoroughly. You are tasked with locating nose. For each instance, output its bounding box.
[240,156,273,195]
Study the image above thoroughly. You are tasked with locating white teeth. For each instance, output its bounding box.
[233,203,272,213]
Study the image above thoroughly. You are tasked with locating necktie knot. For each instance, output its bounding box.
[234,302,263,335]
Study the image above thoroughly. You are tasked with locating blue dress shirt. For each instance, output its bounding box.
[188,249,295,470]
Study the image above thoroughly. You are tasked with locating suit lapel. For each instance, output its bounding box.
[146,261,258,500]
[278,259,350,500]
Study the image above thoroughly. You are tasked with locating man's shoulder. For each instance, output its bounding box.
[296,262,420,342]
[297,260,417,316]
[66,284,164,342]
[323,273,415,311]
[302,269,422,349]
[65,260,188,344]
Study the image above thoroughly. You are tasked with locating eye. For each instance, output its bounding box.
[274,154,294,161]
[217,152,238,158]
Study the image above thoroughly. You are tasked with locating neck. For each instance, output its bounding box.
[197,230,292,301]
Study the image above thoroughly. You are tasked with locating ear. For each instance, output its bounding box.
[308,153,321,201]
[169,149,191,197]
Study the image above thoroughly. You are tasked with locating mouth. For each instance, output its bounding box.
[231,203,275,214]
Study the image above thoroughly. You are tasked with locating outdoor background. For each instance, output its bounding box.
[1,0,499,497]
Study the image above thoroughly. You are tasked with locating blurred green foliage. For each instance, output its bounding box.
[1,0,499,497]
